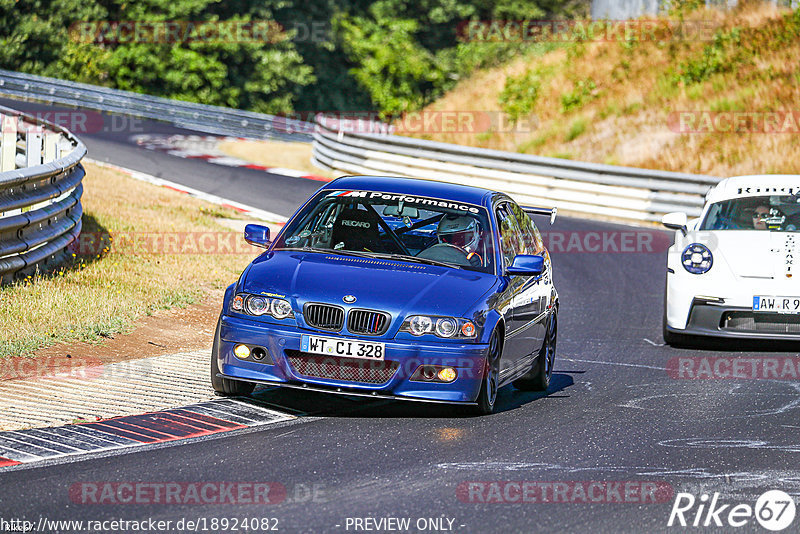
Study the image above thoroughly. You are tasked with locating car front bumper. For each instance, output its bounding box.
[217,315,490,404]
[667,299,800,341]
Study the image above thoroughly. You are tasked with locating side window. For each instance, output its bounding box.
[496,204,525,268]
[509,202,542,254]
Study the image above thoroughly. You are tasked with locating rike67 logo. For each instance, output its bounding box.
[668,490,796,531]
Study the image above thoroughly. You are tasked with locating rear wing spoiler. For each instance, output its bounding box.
[522,206,558,225]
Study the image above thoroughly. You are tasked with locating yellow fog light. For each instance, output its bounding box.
[233,344,251,359]
[437,368,457,382]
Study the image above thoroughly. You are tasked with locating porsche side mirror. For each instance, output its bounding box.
[506,254,545,276]
[662,212,688,236]
[244,224,271,248]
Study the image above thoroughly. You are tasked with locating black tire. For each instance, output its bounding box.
[514,308,557,392]
[470,329,502,415]
[211,318,255,396]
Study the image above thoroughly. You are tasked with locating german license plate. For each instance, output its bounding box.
[753,296,800,314]
[301,334,385,360]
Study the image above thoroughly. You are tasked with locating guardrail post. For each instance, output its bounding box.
[26,131,43,167]
[58,138,73,159]
[0,114,16,171]
[44,133,59,163]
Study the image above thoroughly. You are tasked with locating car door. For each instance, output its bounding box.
[507,202,549,354]
[494,202,529,376]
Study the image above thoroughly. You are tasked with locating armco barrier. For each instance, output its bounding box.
[0,69,313,142]
[0,70,721,224]
[312,114,721,223]
[0,105,85,283]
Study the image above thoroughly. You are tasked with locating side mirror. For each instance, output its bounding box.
[506,254,545,276]
[662,212,688,236]
[244,224,271,248]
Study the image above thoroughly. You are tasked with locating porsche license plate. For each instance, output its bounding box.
[753,296,800,314]
[301,335,385,360]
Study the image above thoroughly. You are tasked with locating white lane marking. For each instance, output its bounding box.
[643,338,665,346]
[3,431,86,453]
[560,357,666,371]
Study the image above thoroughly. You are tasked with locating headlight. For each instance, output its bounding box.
[408,316,433,336]
[270,298,293,319]
[400,315,477,339]
[435,318,457,338]
[231,293,295,319]
[682,244,713,274]
[247,296,269,315]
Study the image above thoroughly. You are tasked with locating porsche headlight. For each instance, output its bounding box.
[400,316,477,339]
[682,244,713,274]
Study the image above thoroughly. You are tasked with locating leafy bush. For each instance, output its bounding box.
[498,69,543,123]
[0,0,591,115]
[674,28,741,85]
[560,78,597,113]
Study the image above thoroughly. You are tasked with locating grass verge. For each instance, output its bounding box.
[0,162,260,358]
[217,139,338,179]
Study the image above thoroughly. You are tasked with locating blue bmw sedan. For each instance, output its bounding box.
[212,176,558,414]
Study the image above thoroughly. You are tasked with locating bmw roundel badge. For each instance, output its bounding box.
[343,295,357,304]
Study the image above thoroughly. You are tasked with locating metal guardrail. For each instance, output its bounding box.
[0,69,720,224]
[0,105,85,283]
[312,114,722,223]
[0,69,313,142]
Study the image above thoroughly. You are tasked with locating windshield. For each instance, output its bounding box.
[700,195,800,232]
[274,189,495,273]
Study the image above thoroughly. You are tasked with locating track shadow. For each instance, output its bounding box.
[8,213,110,284]
[245,372,574,419]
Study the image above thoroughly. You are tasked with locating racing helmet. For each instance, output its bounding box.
[438,214,480,252]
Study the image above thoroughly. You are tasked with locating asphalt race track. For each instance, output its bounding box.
[1,100,799,533]
[0,98,322,217]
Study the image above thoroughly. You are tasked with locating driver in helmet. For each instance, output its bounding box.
[751,205,770,230]
[438,214,484,266]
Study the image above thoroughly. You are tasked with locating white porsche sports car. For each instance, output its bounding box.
[662,175,799,344]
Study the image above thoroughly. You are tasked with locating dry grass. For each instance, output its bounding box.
[0,162,261,358]
[399,2,800,177]
[217,139,338,179]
